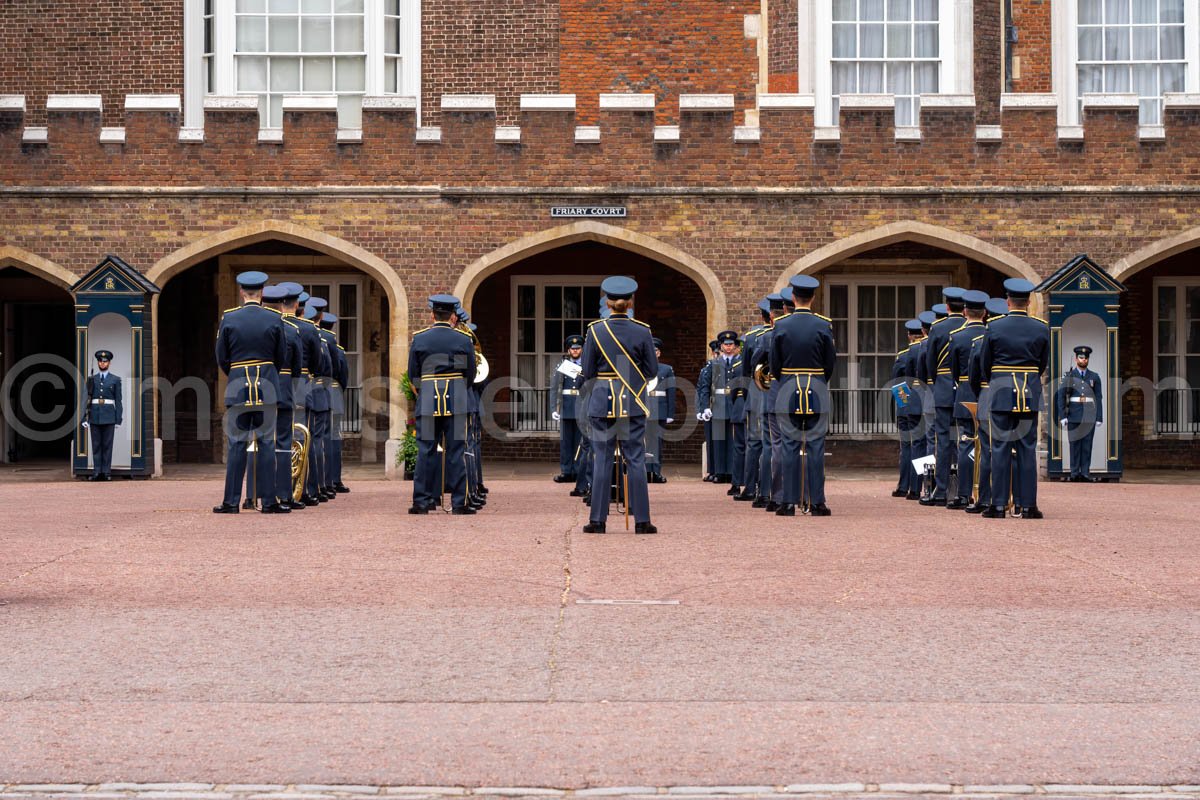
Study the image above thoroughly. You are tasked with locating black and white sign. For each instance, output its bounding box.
[550,206,628,218]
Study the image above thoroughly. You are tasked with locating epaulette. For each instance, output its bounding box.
[295,316,317,327]
[814,312,832,323]
[223,306,244,314]
[412,325,431,336]
[629,317,651,328]
[338,344,346,351]
[586,318,603,328]
[1032,315,1049,325]
[774,312,793,322]
[282,318,299,330]
[264,306,282,315]
[450,326,474,338]
[897,347,910,356]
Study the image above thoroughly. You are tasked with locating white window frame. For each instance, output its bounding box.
[510,275,606,392]
[806,0,971,127]
[1054,0,1199,126]
[827,274,948,436]
[183,0,421,129]
[1152,276,1200,436]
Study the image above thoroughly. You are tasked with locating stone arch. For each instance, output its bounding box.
[775,221,1041,291]
[0,246,77,293]
[1110,225,1200,283]
[454,221,728,338]
[147,219,410,443]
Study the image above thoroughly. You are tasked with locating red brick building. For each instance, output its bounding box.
[2,0,1199,475]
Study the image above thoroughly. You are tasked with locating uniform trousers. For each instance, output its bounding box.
[645,417,665,476]
[414,413,468,509]
[328,412,343,487]
[896,414,919,493]
[704,419,715,477]
[304,409,329,497]
[954,417,977,501]
[275,408,294,504]
[559,417,583,477]
[767,412,785,502]
[781,413,827,506]
[729,420,746,486]
[1067,420,1096,479]
[976,415,993,507]
[224,407,276,507]
[589,415,651,525]
[989,412,1038,511]
[90,423,116,476]
[932,406,954,499]
[742,408,765,495]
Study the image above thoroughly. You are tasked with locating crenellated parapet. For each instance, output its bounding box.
[5,91,1200,188]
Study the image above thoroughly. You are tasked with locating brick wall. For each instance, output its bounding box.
[0,0,182,127]
[975,0,1003,125]
[1012,0,1052,93]
[560,0,760,125]
[421,0,559,126]
[767,0,799,93]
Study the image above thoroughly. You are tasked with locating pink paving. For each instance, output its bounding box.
[1,475,1198,785]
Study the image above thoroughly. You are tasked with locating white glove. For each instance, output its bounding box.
[666,418,674,424]
[82,421,89,429]
[551,411,561,422]
[702,408,713,422]
[1060,419,1069,427]
[696,412,705,422]
[1096,421,1103,427]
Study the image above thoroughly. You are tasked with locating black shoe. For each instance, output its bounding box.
[407,504,430,515]
[635,522,657,534]
[703,474,717,483]
[810,503,832,517]
[891,488,907,497]
[451,506,477,515]
[581,494,591,504]
[981,506,1006,519]
[904,491,920,501]
[87,474,101,481]
[553,474,573,483]
[212,503,239,514]
[242,498,256,510]
[775,503,796,516]
[751,496,768,508]
[286,500,307,511]
[334,484,350,493]
[478,485,489,495]
[919,496,947,507]
[1020,505,1044,519]
[964,502,986,514]
[583,522,606,533]
[726,485,741,496]
[569,489,586,497]
[322,490,337,501]
[733,492,756,501]
[301,494,321,507]
[102,474,112,481]
[260,503,290,514]
[765,501,779,513]
[945,498,968,510]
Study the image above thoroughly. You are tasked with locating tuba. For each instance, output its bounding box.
[457,321,490,383]
[753,363,774,392]
[291,421,311,502]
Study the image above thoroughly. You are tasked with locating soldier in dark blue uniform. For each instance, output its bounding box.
[408,294,477,515]
[917,310,937,463]
[758,290,795,511]
[550,334,586,483]
[980,278,1050,519]
[698,339,719,481]
[287,289,328,507]
[890,320,925,499]
[84,349,122,481]
[945,290,989,509]
[699,330,744,489]
[1055,345,1104,482]
[581,276,658,534]
[319,312,351,494]
[922,287,967,506]
[770,275,837,516]
[647,337,676,484]
[256,285,304,510]
[966,297,1010,513]
[213,271,289,514]
[302,302,333,503]
[736,299,772,501]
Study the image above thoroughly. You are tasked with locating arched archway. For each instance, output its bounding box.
[0,248,76,464]
[774,221,1041,292]
[455,221,728,338]
[1110,225,1200,283]
[148,220,410,467]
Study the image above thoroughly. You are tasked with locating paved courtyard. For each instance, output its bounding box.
[1,472,1198,793]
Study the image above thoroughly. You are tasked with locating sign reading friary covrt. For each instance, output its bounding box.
[550,206,628,218]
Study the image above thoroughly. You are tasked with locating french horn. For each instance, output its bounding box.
[753,363,773,392]
[291,421,311,502]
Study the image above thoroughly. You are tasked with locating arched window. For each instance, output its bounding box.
[184,0,420,130]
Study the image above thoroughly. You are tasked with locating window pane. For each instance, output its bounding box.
[887,24,911,57]
[544,286,562,316]
[518,285,535,317]
[385,17,400,53]
[335,0,363,10]
[303,0,330,11]
[888,0,911,20]
[879,285,896,317]
[898,286,916,317]
[830,285,849,318]
[1080,0,1103,24]
[1132,25,1157,59]
[915,60,938,91]
[1159,354,1178,378]
[1105,26,1130,60]
[583,287,601,317]
[1161,27,1184,59]
[338,93,361,126]
[544,320,562,350]
[1079,64,1104,94]
[1133,63,1158,96]
[301,16,332,52]
[1163,62,1185,91]
[1105,0,1130,23]
[833,0,855,20]
[914,23,938,57]
[518,320,535,352]
[913,0,937,20]
[562,286,581,319]
[269,16,300,51]
[1188,286,1200,322]
[303,57,333,91]
[861,24,885,57]
[862,0,885,20]
[1159,320,1177,352]
[1079,26,1103,60]
[386,0,400,13]
[858,287,876,318]
[833,61,857,93]
[858,321,877,352]
[861,62,885,91]
[334,14,364,50]
[238,56,269,91]
[339,319,356,351]
[517,355,536,387]
[833,23,857,57]
[1105,64,1131,92]
[1132,0,1156,23]
[270,0,299,10]
[833,321,849,351]
[237,16,267,50]
[1161,0,1184,22]
[238,0,266,10]
[879,320,897,353]
[888,62,913,94]
[270,57,300,90]
[335,56,365,90]
[267,93,283,127]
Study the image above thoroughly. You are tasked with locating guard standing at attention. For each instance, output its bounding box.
[289,288,329,507]
[213,271,289,514]
[770,275,837,516]
[1055,345,1104,482]
[891,319,926,499]
[260,284,304,510]
[922,287,967,506]
[319,312,351,494]
[698,339,719,481]
[980,278,1050,519]
[303,301,333,503]
[966,297,1011,513]
[945,290,990,509]
[647,336,676,484]
[84,349,122,481]
[581,276,658,534]
[408,294,477,515]
[550,334,586,483]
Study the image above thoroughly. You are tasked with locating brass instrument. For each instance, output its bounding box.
[457,321,490,383]
[291,421,311,502]
[753,363,774,392]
